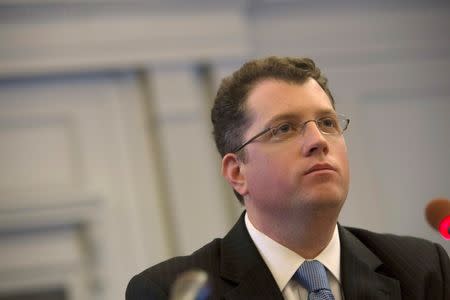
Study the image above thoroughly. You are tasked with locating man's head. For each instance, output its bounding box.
[211,56,339,203]
[212,57,334,158]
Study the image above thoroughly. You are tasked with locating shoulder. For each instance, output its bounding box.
[126,238,222,300]
[343,226,449,276]
[345,226,445,258]
[340,226,450,299]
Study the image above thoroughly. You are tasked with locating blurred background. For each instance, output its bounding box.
[0,0,449,299]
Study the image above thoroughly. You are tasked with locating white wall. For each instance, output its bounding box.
[0,1,449,299]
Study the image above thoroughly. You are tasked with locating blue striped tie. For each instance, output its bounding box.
[295,260,335,300]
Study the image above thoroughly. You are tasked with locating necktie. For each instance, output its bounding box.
[295,260,335,300]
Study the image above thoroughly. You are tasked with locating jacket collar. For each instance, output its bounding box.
[217,212,401,300]
[339,225,401,299]
[220,212,284,299]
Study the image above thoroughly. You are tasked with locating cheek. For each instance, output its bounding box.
[246,154,295,194]
[246,152,279,181]
[337,142,350,184]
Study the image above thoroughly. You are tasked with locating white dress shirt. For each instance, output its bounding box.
[245,213,343,300]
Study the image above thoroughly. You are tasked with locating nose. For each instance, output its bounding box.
[300,121,329,156]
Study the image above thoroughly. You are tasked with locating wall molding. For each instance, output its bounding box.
[0,3,249,78]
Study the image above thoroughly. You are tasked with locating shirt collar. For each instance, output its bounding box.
[245,213,341,291]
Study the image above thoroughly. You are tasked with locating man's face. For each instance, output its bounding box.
[239,78,349,215]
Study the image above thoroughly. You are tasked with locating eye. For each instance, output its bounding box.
[271,122,297,138]
[319,117,339,133]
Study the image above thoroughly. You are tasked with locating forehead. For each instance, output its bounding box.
[245,78,334,125]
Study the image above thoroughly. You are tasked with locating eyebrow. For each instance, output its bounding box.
[262,109,337,128]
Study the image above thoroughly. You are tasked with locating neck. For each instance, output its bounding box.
[246,206,339,259]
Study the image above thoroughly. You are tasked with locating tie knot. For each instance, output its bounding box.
[295,260,330,293]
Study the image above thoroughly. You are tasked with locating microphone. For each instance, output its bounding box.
[425,197,450,240]
[169,269,210,300]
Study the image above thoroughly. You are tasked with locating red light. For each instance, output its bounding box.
[438,215,450,240]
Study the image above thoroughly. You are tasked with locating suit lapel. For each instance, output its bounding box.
[339,226,402,300]
[217,214,402,299]
[219,212,284,300]
[222,264,284,300]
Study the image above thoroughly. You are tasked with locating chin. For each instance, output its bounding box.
[301,188,346,208]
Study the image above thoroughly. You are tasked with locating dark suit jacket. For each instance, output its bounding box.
[126,213,450,299]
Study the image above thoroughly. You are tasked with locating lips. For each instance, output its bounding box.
[304,163,337,175]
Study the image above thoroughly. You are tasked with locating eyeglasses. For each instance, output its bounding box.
[232,114,350,153]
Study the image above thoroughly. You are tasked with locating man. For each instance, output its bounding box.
[126,57,449,299]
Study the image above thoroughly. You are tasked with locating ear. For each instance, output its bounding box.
[221,153,248,197]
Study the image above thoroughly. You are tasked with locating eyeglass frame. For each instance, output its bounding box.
[232,113,350,153]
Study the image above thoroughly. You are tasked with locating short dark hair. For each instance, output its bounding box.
[211,56,334,203]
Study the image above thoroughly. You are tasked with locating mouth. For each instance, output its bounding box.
[304,163,337,175]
